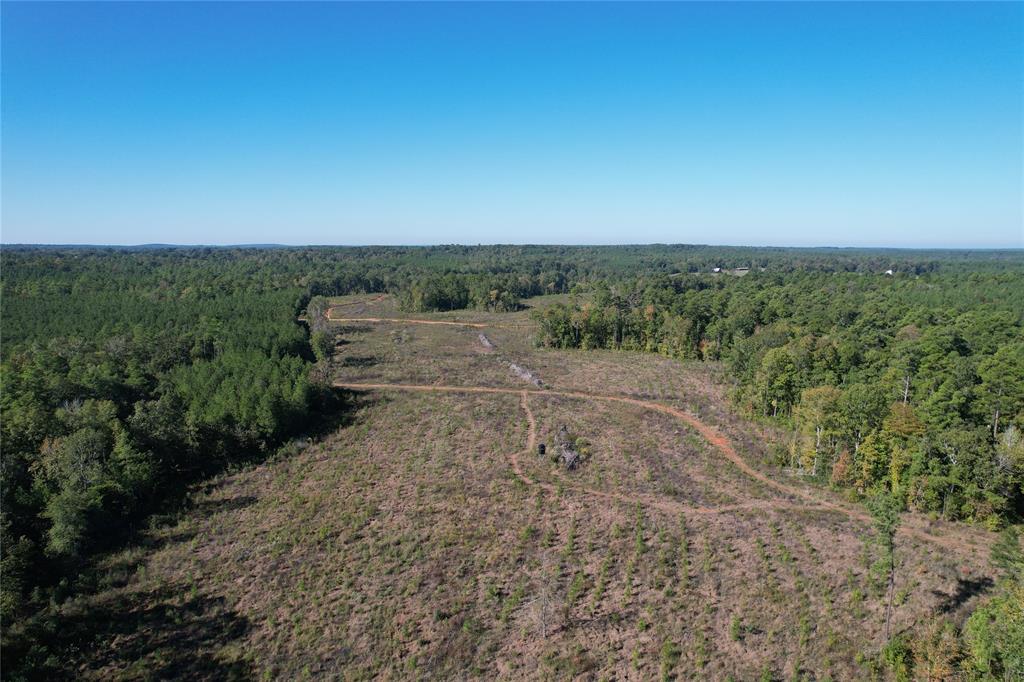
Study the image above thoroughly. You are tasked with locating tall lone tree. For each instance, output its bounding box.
[868,491,902,641]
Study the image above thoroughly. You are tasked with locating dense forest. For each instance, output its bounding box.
[535,271,1024,527]
[1,248,330,672]
[2,244,1022,678]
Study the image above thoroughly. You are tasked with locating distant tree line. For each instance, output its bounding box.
[535,271,1024,526]
[395,273,560,312]
[2,244,1021,676]
[0,251,333,646]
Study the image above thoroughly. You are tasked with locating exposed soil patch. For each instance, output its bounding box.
[335,380,989,558]
[329,315,490,328]
[69,367,995,681]
[324,293,387,318]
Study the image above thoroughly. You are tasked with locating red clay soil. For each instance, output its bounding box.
[336,381,990,557]
[512,392,832,518]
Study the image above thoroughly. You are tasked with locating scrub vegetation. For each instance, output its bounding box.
[2,244,1022,680]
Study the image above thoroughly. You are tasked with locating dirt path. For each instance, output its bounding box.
[512,391,832,517]
[326,315,536,330]
[328,316,491,328]
[337,381,988,556]
[332,293,387,307]
[516,392,537,471]
[325,294,388,319]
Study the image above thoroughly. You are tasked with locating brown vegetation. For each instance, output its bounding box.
[60,295,998,680]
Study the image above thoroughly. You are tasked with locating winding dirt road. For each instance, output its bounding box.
[511,391,833,518]
[335,380,986,555]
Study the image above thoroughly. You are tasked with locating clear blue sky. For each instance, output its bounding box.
[2,2,1021,247]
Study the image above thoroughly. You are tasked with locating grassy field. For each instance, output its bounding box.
[56,295,997,680]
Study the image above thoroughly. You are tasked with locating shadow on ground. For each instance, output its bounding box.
[72,583,253,680]
[4,557,255,682]
[2,389,364,681]
[934,575,995,615]
[339,355,378,368]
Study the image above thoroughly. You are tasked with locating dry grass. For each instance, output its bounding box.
[63,295,997,680]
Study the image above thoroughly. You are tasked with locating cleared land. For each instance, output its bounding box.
[61,295,997,680]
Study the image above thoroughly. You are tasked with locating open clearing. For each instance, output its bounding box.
[63,295,997,680]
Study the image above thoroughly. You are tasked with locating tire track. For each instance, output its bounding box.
[324,294,388,319]
[329,316,490,328]
[512,391,829,517]
[520,387,831,516]
[336,381,985,555]
[327,315,535,330]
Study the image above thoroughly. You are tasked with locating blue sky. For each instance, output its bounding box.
[2,2,1021,247]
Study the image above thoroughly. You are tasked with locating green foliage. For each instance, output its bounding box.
[963,582,1024,679]
[310,331,332,364]
[867,491,902,554]
[532,264,1024,523]
[659,640,681,681]
[962,525,1024,679]
[170,350,312,448]
[990,526,1023,583]
[884,526,1023,680]
[755,347,800,417]
[2,244,1022,677]
[499,582,525,624]
[730,615,742,642]
[397,273,532,312]
[880,633,913,682]
[0,247,328,653]
[566,570,586,607]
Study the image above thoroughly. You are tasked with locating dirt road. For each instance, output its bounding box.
[335,381,987,556]
[326,312,535,330]
[324,294,388,319]
[328,316,491,328]
[509,391,821,517]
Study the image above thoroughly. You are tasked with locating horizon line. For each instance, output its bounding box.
[2,242,1022,252]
